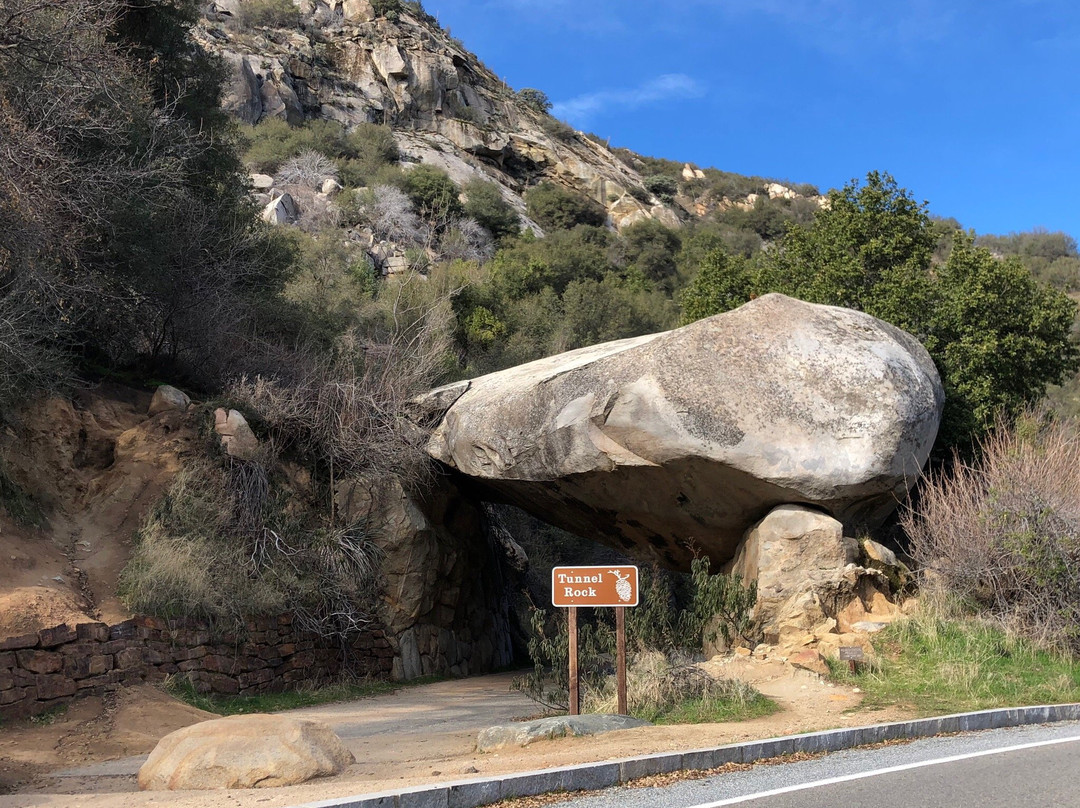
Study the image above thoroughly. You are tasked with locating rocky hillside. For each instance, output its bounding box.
[197,0,820,231]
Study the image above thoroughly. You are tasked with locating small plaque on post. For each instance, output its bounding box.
[551,566,639,608]
[838,646,865,661]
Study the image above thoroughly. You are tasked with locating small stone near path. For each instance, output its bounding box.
[477,714,651,752]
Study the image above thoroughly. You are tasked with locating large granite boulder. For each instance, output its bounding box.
[417,294,943,570]
[138,714,353,790]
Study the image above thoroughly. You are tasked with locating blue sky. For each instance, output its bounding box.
[425,0,1080,238]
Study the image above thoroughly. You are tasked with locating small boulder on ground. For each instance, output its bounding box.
[477,714,650,752]
[148,385,190,416]
[138,714,354,790]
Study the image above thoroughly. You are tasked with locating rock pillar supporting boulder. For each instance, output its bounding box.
[725,503,909,660]
[728,504,858,643]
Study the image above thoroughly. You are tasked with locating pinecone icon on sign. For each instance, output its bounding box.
[611,570,632,603]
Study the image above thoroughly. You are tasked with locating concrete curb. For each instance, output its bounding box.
[297,704,1080,808]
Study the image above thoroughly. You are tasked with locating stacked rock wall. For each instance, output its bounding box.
[0,616,392,722]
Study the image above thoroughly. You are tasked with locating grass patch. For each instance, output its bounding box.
[164,674,446,715]
[828,614,1080,715]
[28,703,68,726]
[643,689,778,725]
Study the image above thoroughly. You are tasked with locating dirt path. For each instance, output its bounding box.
[1,661,914,808]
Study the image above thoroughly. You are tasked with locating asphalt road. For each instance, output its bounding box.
[554,721,1080,808]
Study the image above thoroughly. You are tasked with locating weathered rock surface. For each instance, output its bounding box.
[476,714,650,752]
[213,408,259,460]
[334,474,515,680]
[138,714,354,790]
[191,7,694,233]
[418,294,944,570]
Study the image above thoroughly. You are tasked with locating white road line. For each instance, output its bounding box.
[686,733,1080,808]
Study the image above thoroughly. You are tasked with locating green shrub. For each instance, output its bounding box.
[119,457,384,638]
[621,219,682,283]
[238,0,299,29]
[642,173,678,202]
[371,0,402,17]
[678,248,752,324]
[700,169,767,200]
[462,179,520,243]
[490,225,613,297]
[244,119,399,181]
[524,182,606,231]
[516,88,552,114]
[281,232,377,346]
[716,195,795,241]
[403,164,463,224]
[540,116,576,143]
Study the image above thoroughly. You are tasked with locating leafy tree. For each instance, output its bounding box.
[371,0,403,17]
[683,172,1079,452]
[525,182,607,231]
[621,219,682,284]
[643,174,678,202]
[928,234,1078,445]
[754,172,936,326]
[491,226,614,298]
[679,249,752,324]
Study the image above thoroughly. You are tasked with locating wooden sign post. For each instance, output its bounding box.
[552,566,639,716]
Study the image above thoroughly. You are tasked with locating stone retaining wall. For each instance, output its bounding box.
[0,616,393,722]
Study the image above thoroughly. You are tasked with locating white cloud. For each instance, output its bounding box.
[552,74,706,125]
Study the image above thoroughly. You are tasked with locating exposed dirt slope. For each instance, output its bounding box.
[0,385,201,635]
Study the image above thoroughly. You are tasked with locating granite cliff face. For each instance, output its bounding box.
[196,1,686,230]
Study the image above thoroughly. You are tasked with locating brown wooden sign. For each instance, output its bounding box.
[551,566,639,608]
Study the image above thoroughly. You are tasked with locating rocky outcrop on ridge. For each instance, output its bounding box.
[196,3,692,230]
[415,294,944,571]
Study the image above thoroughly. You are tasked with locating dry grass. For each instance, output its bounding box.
[583,651,776,724]
[904,413,1080,652]
[118,457,383,638]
